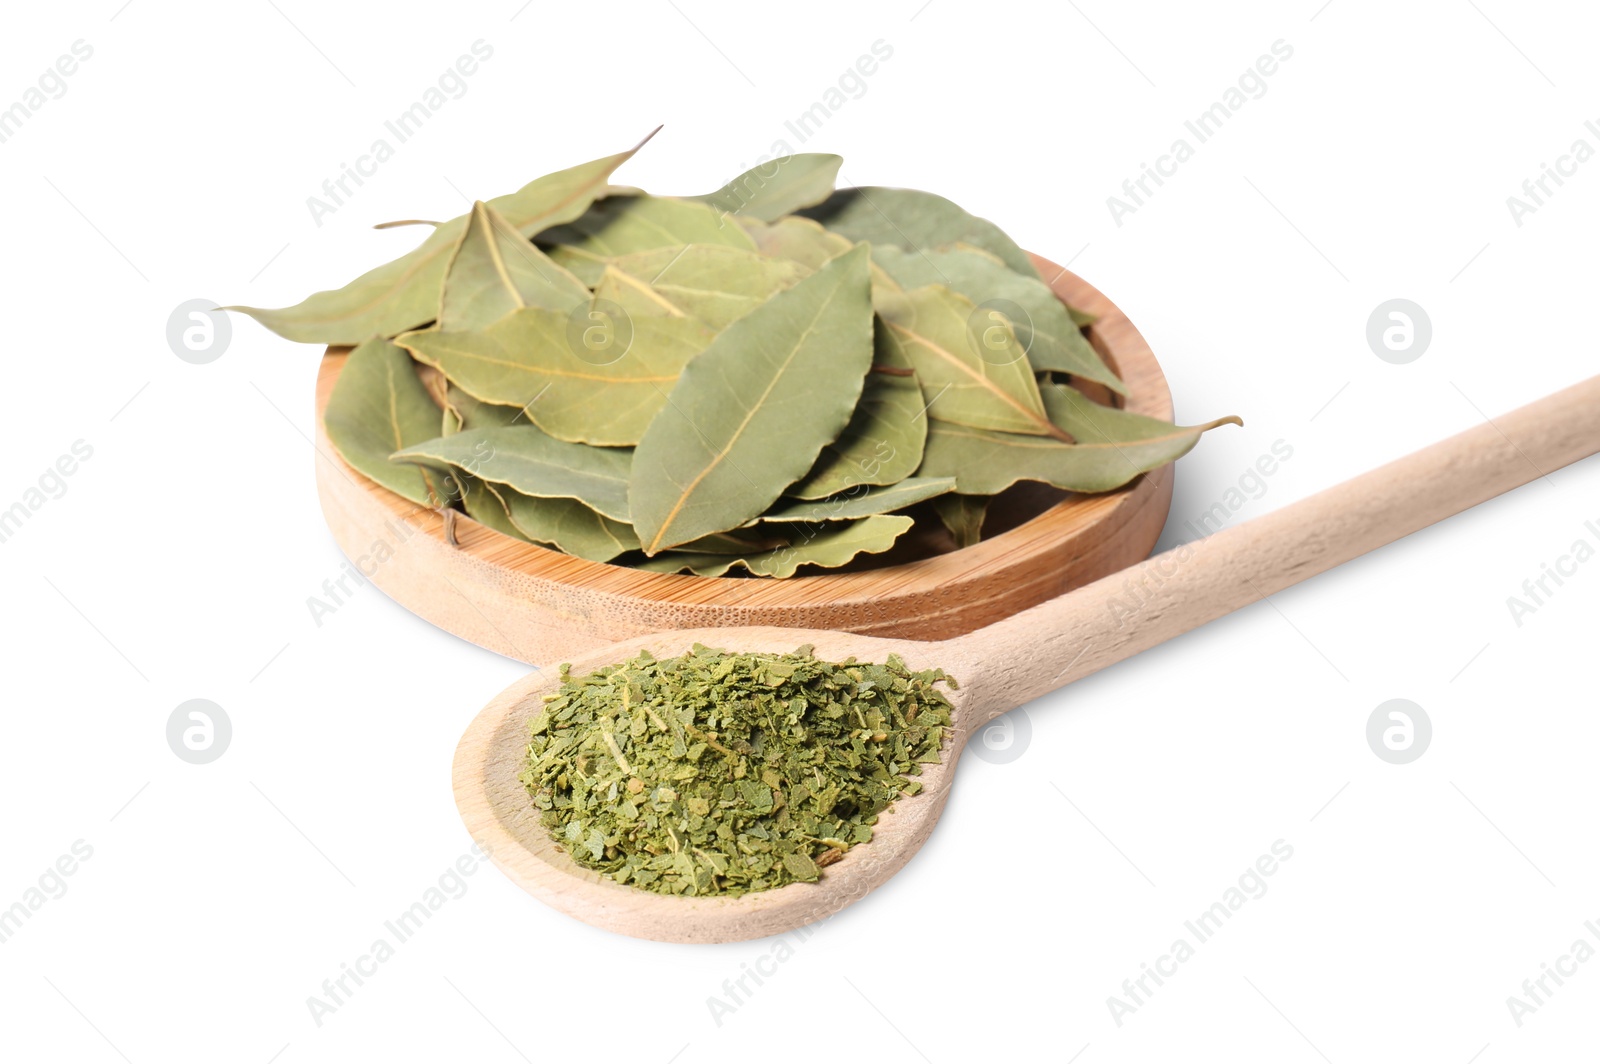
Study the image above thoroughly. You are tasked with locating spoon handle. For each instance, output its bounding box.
[961,375,1600,717]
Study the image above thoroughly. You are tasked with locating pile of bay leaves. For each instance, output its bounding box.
[232,132,1238,577]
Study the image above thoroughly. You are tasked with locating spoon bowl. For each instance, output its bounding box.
[452,624,998,944]
[453,376,1600,943]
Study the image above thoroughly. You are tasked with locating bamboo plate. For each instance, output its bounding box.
[312,255,1176,665]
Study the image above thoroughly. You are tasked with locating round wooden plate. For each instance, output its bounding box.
[312,255,1175,665]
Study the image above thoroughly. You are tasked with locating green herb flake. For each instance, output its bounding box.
[518,645,955,896]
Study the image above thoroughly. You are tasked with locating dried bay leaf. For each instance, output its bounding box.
[629,245,875,553]
[228,135,654,343]
[932,493,988,548]
[918,383,1241,495]
[439,200,589,331]
[496,486,639,562]
[460,476,530,540]
[249,146,1243,578]
[607,245,809,330]
[591,267,692,318]
[393,425,634,522]
[445,386,523,431]
[324,338,452,506]
[871,245,1123,394]
[539,196,757,285]
[637,514,913,577]
[229,224,461,345]
[400,308,715,446]
[788,331,926,500]
[740,214,855,269]
[876,283,1064,439]
[461,476,635,561]
[800,186,1041,279]
[1041,382,1240,460]
[688,154,843,222]
[753,477,955,523]
[947,242,1096,327]
[417,361,451,407]
[672,528,794,555]
[416,363,460,436]
[743,217,909,317]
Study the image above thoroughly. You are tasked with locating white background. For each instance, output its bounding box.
[1,1,1596,1061]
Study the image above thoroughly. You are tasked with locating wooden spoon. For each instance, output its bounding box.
[454,376,1600,943]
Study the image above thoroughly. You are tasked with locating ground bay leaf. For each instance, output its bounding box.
[439,200,589,331]
[800,186,1040,279]
[400,308,715,446]
[522,644,953,894]
[637,514,913,577]
[918,383,1241,495]
[228,136,652,343]
[753,477,954,523]
[871,245,1122,394]
[324,338,452,506]
[688,154,843,223]
[628,245,875,553]
[876,283,1062,439]
[393,425,634,521]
